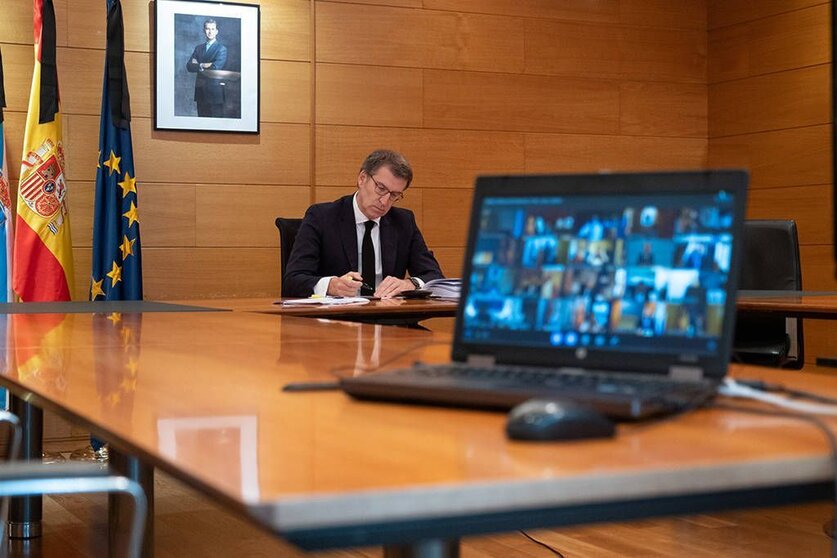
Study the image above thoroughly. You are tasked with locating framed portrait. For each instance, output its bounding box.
[154,0,260,133]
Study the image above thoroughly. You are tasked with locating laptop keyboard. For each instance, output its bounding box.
[341,363,718,420]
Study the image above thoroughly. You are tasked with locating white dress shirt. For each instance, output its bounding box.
[313,194,381,296]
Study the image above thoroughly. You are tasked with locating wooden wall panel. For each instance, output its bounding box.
[261,61,311,123]
[805,321,837,364]
[316,3,524,73]
[315,126,525,189]
[140,248,281,299]
[425,0,704,29]
[63,116,310,185]
[618,0,707,29]
[801,246,837,291]
[424,70,620,134]
[69,0,152,51]
[72,248,92,301]
[316,64,423,127]
[67,182,95,249]
[422,189,473,248]
[68,182,199,249]
[708,126,832,189]
[709,65,830,137]
[57,48,106,116]
[434,247,465,278]
[133,184,199,247]
[619,82,707,137]
[1,44,36,113]
[2,112,28,181]
[746,184,834,246]
[260,0,311,61]
[709,4,829,83]
[708,0,825,30]
[525,20,705,82]
[1,0,68,46]
[525,134,707,173]
[196,185,311,247]
[421,0,621,23]
[326,0,421,7]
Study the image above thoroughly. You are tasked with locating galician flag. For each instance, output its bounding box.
[0,48,15,302]
[13,0,73,302]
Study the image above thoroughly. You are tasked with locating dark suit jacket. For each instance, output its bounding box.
[186,41,228,104]
[283,195,444,297]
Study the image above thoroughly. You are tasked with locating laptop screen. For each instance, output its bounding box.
[455,172,748,378]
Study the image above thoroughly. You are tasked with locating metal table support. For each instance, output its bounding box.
[110,448,154,558]
[7,397,42,539]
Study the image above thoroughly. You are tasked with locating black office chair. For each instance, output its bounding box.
[733,219,804,369]
[275,217,303,297]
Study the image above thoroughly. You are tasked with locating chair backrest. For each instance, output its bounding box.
[739,220,802,291]
[735,219,804,367]
[275,217,303,297]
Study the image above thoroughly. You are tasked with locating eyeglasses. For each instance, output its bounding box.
[367,174,404,203]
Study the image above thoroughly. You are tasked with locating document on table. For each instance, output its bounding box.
[278,296,370,306]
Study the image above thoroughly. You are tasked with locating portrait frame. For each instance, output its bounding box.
[154,0,260,133]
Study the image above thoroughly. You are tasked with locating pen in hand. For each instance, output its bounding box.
[350,276,375,293]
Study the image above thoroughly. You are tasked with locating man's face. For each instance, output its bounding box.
[204,23,218,41]
[356,165,407,220]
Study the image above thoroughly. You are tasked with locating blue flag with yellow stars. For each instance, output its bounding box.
[91,0,142,301]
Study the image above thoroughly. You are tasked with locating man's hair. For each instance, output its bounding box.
[203,18,218,30]
[360,150,413,188]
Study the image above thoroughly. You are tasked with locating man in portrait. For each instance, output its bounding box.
[186,18,227,117]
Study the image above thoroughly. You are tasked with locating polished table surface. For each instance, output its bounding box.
[736,290,837,319]
[0,310,835,550]
[175,296,460,321]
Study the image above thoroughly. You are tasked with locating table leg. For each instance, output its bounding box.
[384,539,460,558]
[109,448,154,558]
[7,397,42,539]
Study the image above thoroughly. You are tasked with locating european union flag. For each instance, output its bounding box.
[91,0,142,301]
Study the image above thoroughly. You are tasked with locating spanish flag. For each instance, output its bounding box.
[13,0,73,302]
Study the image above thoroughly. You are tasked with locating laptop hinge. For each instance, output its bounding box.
[467,354,496,368]
[669,365,704,382]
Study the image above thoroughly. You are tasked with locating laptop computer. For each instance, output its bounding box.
[341,170,749,420]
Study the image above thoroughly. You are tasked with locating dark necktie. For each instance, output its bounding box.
[361,220,376,296]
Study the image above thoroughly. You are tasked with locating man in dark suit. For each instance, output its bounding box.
[186,18,227,117]
[284,150,444,298]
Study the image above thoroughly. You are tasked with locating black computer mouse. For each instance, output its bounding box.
[506,399,616,441]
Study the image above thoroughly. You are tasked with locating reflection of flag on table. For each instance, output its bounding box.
[0,49,14,303]
[93,312,140,423]
[13,0,74,302]
[12,313,70,392]
[91,0,142,301]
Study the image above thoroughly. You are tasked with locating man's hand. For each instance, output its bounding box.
[200,62,212,69]
[375,277,413,299]
[327,272,363,297]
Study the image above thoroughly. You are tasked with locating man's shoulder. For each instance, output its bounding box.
[305,195,352,218]
[384,205,417,226]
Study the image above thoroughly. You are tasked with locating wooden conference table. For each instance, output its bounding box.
[0,306,835,557]
[737,290,837,319]
[178,295,460,322]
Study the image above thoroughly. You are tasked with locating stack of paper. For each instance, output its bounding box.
[424,278,462,299]
[279,296,370,306]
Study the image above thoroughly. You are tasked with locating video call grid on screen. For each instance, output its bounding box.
[461,191,736,356]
